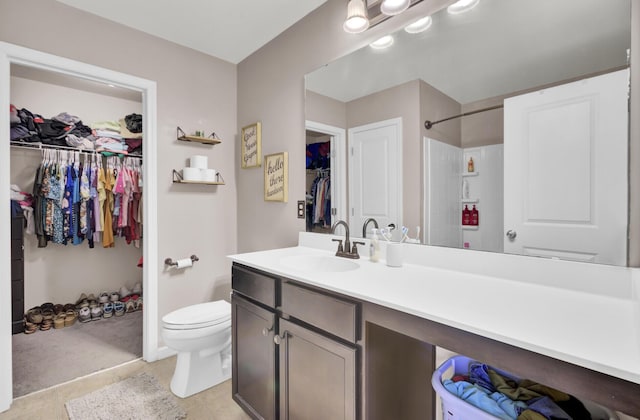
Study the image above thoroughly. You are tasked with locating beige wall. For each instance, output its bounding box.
[237,0,453,252]
[306,91,347,129]
[1,0,238,342]
[420,80,461,147]
[347,79,421,233]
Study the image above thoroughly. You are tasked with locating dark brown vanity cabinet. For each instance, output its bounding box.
[278,318,357,420]
[231,263,359,420]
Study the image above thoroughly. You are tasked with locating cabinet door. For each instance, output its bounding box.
[278,319,357,420]
[232,294,277,420]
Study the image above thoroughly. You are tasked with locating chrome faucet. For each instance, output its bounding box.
[362,218,379,238]
[331,220,364,259]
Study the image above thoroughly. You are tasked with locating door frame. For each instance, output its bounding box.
[305,120,347,225]
[0,42,159,411]
[347,117,403,233]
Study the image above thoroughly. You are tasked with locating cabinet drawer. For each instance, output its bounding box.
[232,264,278,308]
[281,281,359,343]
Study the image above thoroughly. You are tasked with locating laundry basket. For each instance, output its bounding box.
[431,355,619,420]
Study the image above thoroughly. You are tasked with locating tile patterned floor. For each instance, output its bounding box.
[0,356,250,420]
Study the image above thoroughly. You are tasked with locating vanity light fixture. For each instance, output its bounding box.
[343,0,370,34]
[404,15,432,33]
[370,35,394,49]
[447,0,480,14]
[380,0,411,16]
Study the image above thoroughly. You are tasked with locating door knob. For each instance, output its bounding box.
[262,326,273,336]
[506,230,517,240]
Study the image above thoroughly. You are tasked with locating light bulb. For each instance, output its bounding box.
[370,35,394,50]
[447,0,480,14]
[380,0,410,16]
[404,16,432,34]
[344,0,370,33]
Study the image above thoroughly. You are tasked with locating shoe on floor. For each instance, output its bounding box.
[90,306,103,320]
[78,307,91,323]
[98,291,110,304]
[53,314,65,329]
[110,292,120,302]
[125,300,135,313]
[64,310,77,327]
[132,282,142,295]
[114,301,125,317]
[103,302,114,318]
[119,285,132,299]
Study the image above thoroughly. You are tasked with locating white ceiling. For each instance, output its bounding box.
[56,0,327,64]
[306,0,631,104]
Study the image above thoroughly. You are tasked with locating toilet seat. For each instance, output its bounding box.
[163,301,230,330]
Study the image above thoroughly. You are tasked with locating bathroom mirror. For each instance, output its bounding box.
[305,0,632,266]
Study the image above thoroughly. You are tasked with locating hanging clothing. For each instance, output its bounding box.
[310,172,331,228]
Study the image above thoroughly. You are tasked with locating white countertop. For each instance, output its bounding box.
[229,238,640,385]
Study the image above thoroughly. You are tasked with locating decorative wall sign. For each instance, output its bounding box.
[241,122,261,168]
[264,152,288,202]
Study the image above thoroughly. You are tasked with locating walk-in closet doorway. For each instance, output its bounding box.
[305,121,346,233]
[0,42,159,412]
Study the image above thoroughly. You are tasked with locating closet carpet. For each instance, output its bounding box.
[12,310,142,398]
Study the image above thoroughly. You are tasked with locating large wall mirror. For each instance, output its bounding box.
[305,0,631,266]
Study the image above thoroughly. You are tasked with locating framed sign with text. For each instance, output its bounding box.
[241,122,261,168]
[264,152,288,202]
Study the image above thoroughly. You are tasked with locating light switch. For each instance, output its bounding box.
[297,201,305,219]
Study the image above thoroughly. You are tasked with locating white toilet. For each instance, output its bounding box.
[161,300,232,398]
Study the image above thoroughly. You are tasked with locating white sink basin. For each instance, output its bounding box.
[279,254,359,273]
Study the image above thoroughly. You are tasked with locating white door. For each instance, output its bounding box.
[349,118,402,237]
[504,69,629,265]
[424,137,462,248]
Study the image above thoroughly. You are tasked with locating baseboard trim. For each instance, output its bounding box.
[156,346,178,360]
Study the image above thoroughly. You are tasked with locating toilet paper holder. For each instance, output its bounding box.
[165,255,199,266]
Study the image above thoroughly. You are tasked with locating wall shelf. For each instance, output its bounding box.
[461,198,479,203]
[172,169,225,185]
[462,171,479,177]
[177,127,222,145]
[462,225,479,230]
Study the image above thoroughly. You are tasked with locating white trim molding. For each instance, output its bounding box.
[0,42,158,412]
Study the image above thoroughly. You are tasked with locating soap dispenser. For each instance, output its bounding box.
[462,205,471,226]
[370,228,380,262]
[471,205,479,226]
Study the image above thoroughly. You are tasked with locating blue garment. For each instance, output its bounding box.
[443,379,522,420]
[525,396,572,420]
[470,363,496,393]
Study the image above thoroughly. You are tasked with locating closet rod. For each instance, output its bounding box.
[424,104,504,130]
[10,141,142,159]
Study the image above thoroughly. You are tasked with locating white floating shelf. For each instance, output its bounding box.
[462,225,479,230]
[461,198,479,203]
[462,171,479,177]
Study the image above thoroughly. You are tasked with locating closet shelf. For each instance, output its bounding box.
[10,141,142,158]
[462,171,479,177]
[177,127,221,145]
[462,225,479,230]
[461,198,479,203]
[172,169,225,185]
